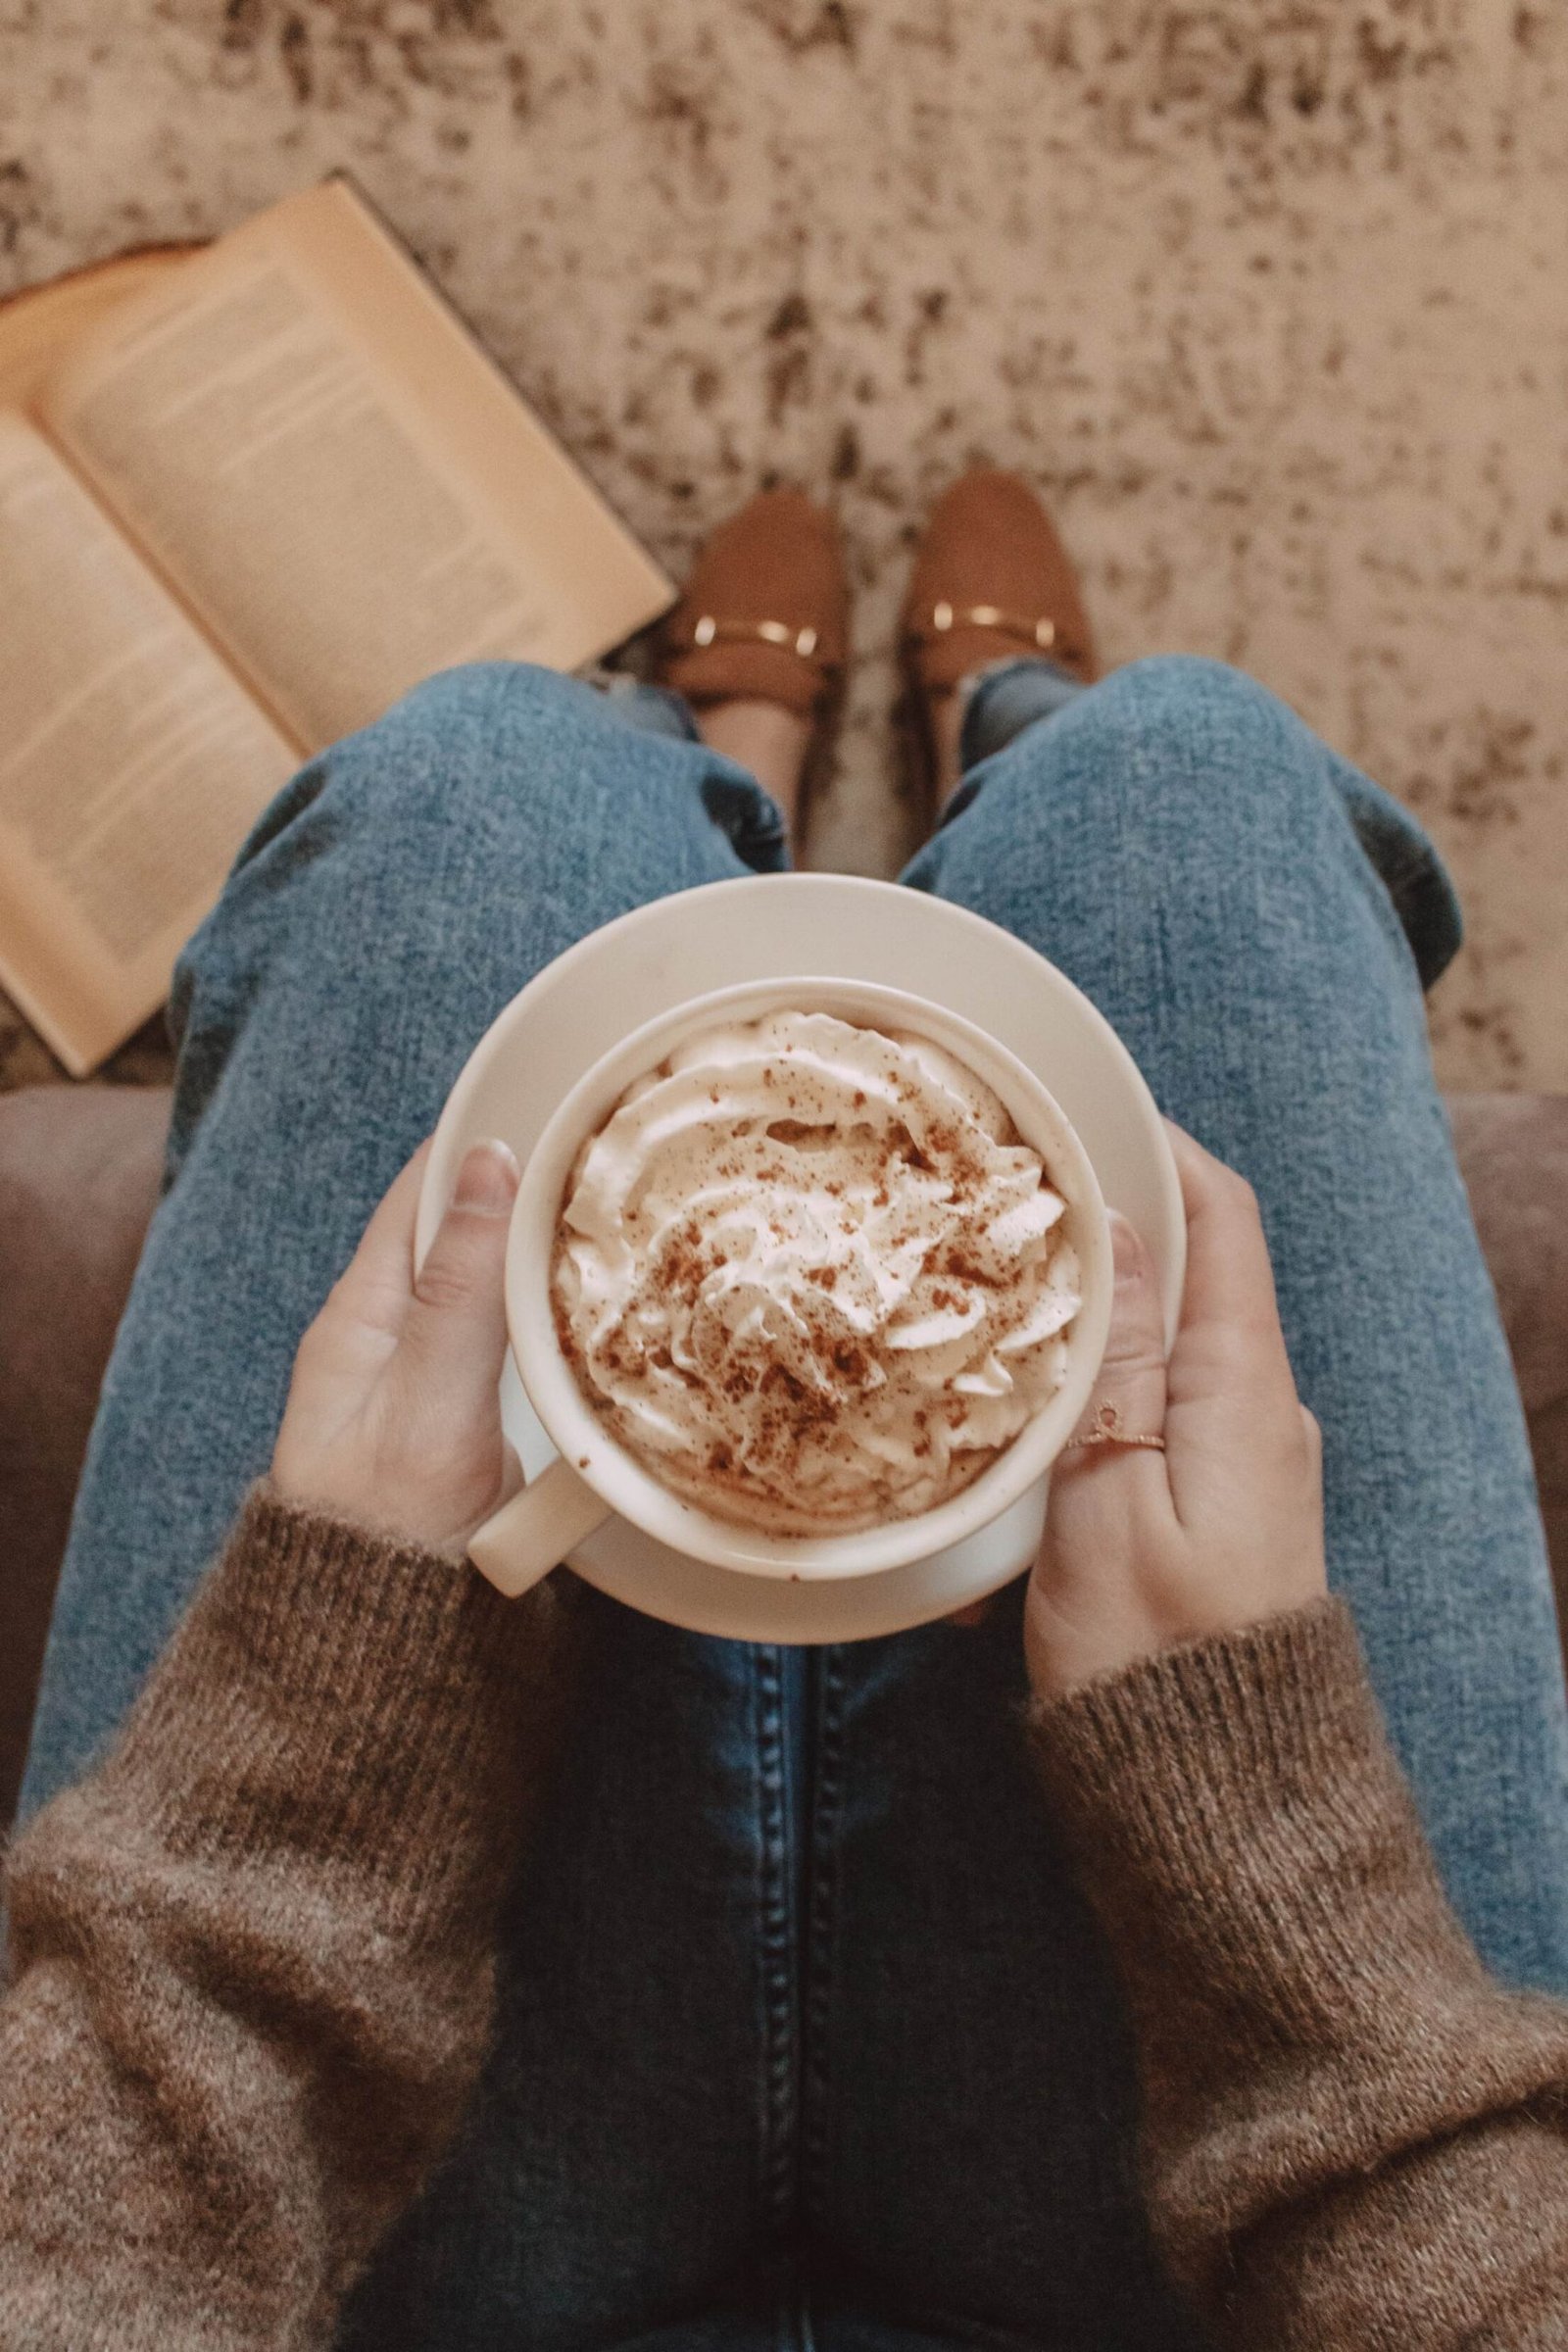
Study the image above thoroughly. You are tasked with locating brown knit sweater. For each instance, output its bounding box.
[3,1496,1567,2347]
[0,1486,582,2350]
[1027,1607,1568,2344]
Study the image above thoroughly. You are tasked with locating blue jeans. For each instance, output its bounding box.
[22,657,1568,2352]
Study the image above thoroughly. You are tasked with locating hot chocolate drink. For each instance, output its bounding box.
[550,1008,1082,1536]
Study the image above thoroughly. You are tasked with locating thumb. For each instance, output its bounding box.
[398,1139,518,1419]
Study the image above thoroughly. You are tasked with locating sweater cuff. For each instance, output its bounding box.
[1027,1595,1376,1842]
[124,1482,579,1890]
[1022,1597,1477,2007]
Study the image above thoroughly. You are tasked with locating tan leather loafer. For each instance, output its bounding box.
[659,488,849,721]
[899,469,1098,814]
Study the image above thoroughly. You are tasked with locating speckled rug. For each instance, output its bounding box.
[3,0,1565,1093]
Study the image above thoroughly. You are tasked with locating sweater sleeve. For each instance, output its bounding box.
[0,1482,581,2352]
[1026,1597,1568,2349]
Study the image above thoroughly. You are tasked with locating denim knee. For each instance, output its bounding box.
[390,658,599,738]
[995,654,1333,845]
[323,660,784,880]
[917,650,1454,999]
[338,662,612,815]
[1007,656,1457,984]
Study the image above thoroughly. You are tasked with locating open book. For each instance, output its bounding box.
[0,177,674,1076]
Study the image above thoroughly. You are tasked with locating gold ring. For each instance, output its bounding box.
[1062,1400,1167,1453]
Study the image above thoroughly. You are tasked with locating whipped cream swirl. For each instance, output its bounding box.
[551,1009,1081,1536]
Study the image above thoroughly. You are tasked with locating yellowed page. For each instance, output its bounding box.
[40,179,673,751]
[0,416,298,1075]
[0,245,193,411]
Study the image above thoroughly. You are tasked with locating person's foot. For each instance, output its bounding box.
[899,469,1098,810]
[694,700,812,821]
[656,489,849,835]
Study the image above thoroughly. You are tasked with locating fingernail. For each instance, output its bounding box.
[456,1138,519,1214]
[1107,1212,1149,1283]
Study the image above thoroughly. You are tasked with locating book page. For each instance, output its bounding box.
[41,180,673,750]
[0,244,188,412]
[0,414,297,1074]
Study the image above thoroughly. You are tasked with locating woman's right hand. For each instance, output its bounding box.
[1025,1122,1328,1700]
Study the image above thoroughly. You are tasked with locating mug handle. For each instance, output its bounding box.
[467,1458,612,1598]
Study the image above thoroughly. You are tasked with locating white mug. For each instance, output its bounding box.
[466,976,1112,1599]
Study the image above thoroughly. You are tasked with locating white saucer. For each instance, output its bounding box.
[416,875,1184,1642]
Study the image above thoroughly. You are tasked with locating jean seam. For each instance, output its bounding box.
[755,1644,798,2254]
[801,1643,849,2235]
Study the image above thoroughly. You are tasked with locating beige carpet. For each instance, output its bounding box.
[3,0,1565,1093]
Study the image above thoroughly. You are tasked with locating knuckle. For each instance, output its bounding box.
[292,1312,333,1366]
[414,1208,501,1312]
[292,1311,324,1355]
[414,1248,480,1312]
[1257,1414,1314,1489]
[317,1275,354,1323]
[1219,1163,1262,1221]
[1098,1328,1167,1378]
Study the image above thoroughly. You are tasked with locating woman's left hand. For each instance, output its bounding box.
[1023,1123,1326,1698]
[271,1138,522,1558]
